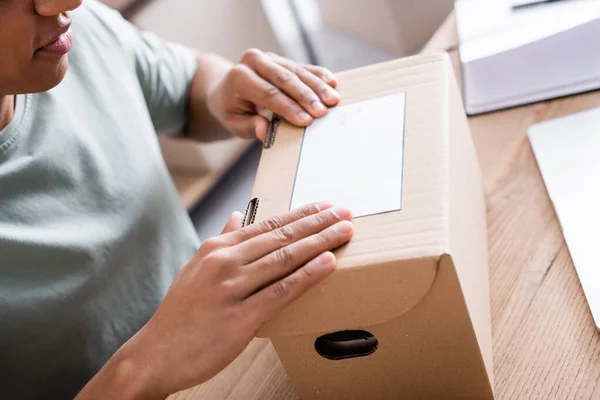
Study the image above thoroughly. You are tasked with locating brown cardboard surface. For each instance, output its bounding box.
[447,72,494,387]
[271,255,491,399]
[247,53,493,399]
[317,0,453,55]
[254,54,451,335]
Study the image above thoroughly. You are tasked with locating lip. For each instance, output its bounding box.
[37,26,73,56]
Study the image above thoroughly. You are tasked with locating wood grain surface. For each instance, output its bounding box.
[171,12,600,400]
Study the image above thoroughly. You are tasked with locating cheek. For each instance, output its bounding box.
[0,19,40,94]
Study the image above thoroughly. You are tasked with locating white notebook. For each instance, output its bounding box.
[456,0,600,115]
[528,107,600,330]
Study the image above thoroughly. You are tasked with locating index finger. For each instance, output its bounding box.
[233,205,352,264]
[236,65,314,127]
[220,201,333,246]
[267,52,338,88]
[267,54,340,107]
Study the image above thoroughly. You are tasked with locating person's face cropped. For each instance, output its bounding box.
[0,0,83,96]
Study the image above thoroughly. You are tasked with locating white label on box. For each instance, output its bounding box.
[290,92,406,218]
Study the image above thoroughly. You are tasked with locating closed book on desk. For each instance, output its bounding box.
[456,0,600,115]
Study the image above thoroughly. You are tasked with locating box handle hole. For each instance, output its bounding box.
[314,330,378,360]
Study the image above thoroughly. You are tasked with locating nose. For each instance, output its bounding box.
[35,0,83,16]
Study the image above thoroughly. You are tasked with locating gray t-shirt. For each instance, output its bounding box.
[0,2,201,398]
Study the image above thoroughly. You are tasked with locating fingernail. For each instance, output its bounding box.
[317,252,335,265]
[298,111,312,123]
[323,72,336,83]
[312,100,327,112]
[334,220,353,235]
[332,206,352,220]
[323,88,340,102]
[232,211,243,219]
[316,200,334,211]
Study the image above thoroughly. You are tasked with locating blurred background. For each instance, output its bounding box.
[99,0,453,240]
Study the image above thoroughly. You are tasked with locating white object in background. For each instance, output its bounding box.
[290,93,406,218]
[529,107,600,331]
[455,0,600,115]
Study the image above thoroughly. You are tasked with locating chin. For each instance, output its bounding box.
[29,55,70,94]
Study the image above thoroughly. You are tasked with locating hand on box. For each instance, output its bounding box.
[117,201,353,398]
[207,49,340,141]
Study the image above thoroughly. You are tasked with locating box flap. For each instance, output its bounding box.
[251,54,455,337]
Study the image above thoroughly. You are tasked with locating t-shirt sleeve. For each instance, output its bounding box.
[132,31,198,134]
[83,0,198,134]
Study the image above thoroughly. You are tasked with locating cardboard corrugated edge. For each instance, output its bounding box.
[445,62,495,390]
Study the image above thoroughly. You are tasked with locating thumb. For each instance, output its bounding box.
[228,114,270,141]
[221,211,245,234]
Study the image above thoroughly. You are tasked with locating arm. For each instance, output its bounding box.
[73,343,163,400]
[85,2,338,143]
[75,203,354,399]
[184,52,233,142]
[185,49,340,142]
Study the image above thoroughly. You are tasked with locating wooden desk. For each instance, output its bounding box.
[172,13,600,400]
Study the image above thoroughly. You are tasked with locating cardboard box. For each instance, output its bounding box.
[317,0,454,55]
[244,53,494,399]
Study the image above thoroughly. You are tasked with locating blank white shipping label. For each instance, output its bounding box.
[290,92,406,218]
